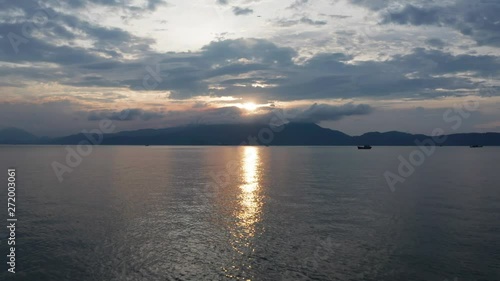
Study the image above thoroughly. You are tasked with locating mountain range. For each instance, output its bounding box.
[1,123,500,146]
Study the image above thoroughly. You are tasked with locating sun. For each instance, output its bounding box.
[240,102,258,112]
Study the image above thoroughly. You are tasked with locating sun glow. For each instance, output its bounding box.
[240,102,258,112]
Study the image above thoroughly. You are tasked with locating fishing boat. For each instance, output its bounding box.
[357,145,372,150]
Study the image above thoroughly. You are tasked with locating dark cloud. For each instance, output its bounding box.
[141,103,373,126]
[290,103,373,123]
[88,109,165,121]
[287,0,309,9]
[144,0,167,11]
[200,38,297,65]
[389,48,500,76]
[261,47,499,101]
[116,38,297,98]
[382,5,441,26]
[0,24,103,64]
[425,38,446,49]
[1,25,498,102]
[205,63,269,78]
[192,101,209,108]
[321,14,351,19]
[80,61,139,70]
[232,6,253,15]
[63,0,167,12]
[275,17,327,27]
[348,0,391,11]
[64,76,122,88]
[378,1,500,47]
[0,7,154,64]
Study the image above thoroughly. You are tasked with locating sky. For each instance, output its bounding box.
[0,0,499,137]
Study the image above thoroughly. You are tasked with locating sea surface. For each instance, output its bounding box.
[0,146,499,281]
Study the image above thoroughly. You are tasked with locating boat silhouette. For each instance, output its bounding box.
[357,145,372,150]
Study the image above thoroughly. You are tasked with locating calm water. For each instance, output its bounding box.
[0,146,499,281]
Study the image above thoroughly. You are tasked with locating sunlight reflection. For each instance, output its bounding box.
[237,146,262,235]
[223,147,265,280]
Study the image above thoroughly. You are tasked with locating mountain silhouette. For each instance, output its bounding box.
[2,123,500,146]
[0,127,38,144]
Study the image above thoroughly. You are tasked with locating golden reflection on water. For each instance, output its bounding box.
[237,146,262,236]
[225,147,264,279]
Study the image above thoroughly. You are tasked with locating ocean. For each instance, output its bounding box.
[0,146,499,280]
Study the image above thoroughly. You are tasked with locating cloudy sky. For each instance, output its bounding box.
[0,0,499,137]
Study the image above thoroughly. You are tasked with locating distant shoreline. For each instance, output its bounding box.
[2,123,500,146]
[1,144,499,147]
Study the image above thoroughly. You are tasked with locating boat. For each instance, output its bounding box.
[469,145,483,148]
[357,145,372,150]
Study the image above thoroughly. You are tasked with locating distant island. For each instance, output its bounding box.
[1,123,500,146]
